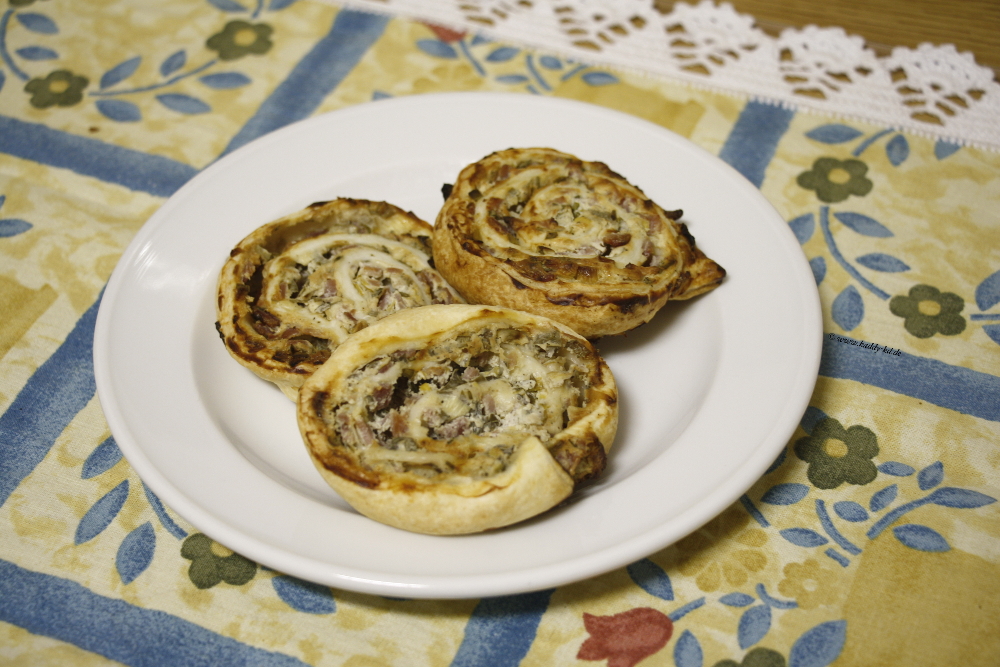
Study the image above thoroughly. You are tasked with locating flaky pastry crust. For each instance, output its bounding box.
[433,148,725,338]
[297,304,618,535]
[216,198,463,400]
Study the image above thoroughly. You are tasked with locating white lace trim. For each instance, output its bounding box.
[327,0,1000,152]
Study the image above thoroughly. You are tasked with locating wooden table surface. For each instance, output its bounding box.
[656,0,1000,76]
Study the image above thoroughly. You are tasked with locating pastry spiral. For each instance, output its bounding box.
[433,148,725,338]
[297,304,618,535]
[216,198,463,400]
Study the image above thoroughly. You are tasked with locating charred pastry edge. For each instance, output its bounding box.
[432,147,726,339]
[216,197,460,400]
[296,304,618,535]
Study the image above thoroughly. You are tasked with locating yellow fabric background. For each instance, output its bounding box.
[1,2,998,665]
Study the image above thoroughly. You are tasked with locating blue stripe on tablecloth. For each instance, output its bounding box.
[0,115,198,198]
[819,335,1000,422]
[718,100,796,188]
[0,9,389,197]
[217,9,390,158]
[715,100,1000,423]
[450,590,555,667]
[0,293,100,508]
[0,559,308,667]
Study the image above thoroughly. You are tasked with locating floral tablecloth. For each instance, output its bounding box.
[1,1,998,666]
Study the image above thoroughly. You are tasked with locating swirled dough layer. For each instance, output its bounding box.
[297,304,618,535]
[217,198,463,400]
[433,148,725,338]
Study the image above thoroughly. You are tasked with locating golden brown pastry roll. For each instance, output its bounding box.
[216,198,463,400]
[297,303,618,535]
[433,147,725,338]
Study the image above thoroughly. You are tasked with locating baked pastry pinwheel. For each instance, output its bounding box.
[297,304,618,535]
[433,147,726,338]
[216,198,463,400]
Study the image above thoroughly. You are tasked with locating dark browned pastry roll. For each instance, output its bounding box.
[433,147,725,338]
[216,198,463,400]
[297,304,618,535]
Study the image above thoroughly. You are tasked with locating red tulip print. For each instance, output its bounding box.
[425,23,466,43]
[577,607,674,667]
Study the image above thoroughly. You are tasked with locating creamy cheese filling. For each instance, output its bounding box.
[473,166,659,269]
[256,233,456,343]
[324,322,593,481]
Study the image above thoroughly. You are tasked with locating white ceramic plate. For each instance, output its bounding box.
[94,92,821,599]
